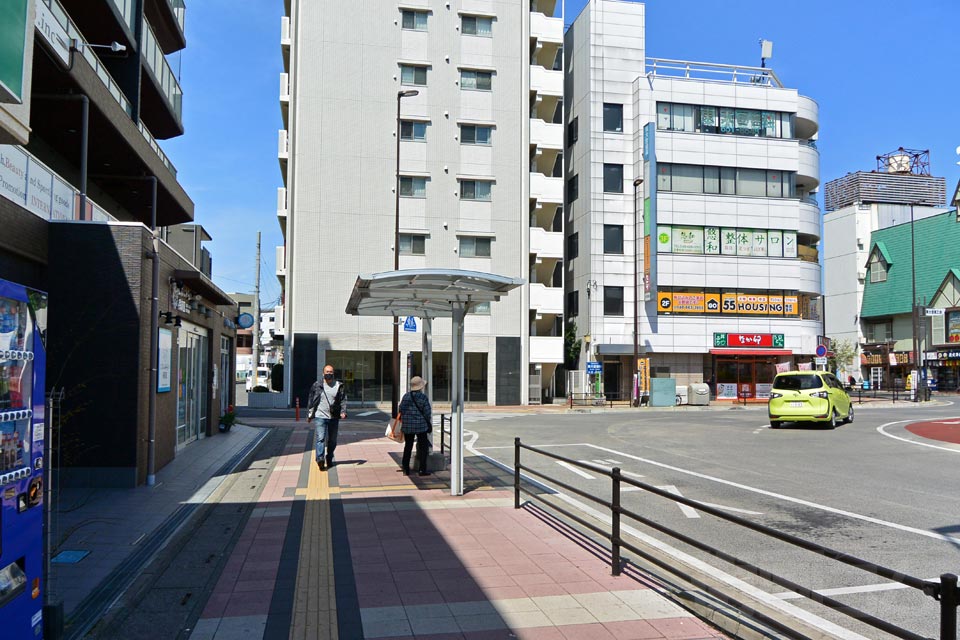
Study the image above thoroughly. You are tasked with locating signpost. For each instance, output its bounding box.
[586,361,602,374]
[403,316,417,332]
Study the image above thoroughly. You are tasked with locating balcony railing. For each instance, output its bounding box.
[168,0,186,34]
[108,0,137,35]
[138,121,177,176]
[142,16,184,122]
[0,144,117,223]
[41,0,133,117]
[281,15,291,46]
[646,58,784,88]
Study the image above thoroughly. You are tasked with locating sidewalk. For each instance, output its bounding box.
[49,424,267,635]
[193,417,728,640]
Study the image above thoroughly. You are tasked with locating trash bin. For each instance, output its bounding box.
[688,383,710,406]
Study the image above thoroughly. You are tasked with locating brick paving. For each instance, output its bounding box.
[191,420,727,639]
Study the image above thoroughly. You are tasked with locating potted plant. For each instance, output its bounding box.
[219,405,237,432]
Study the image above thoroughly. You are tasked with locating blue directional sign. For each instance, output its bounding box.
[403,316,417,332]
[586,361,602,374]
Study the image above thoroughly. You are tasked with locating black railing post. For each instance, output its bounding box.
[440,414,445,454]
[611,467,622,576]
[941,573,958,640]
[514,437,521,510]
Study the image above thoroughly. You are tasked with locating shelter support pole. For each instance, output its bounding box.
[451,305,466,496]
[422,317,433,446]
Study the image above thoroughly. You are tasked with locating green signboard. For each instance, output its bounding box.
[0,0,29,103]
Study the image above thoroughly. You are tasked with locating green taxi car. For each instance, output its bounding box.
[768,371,853,429]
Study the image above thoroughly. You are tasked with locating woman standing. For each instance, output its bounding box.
[399,376,432,476]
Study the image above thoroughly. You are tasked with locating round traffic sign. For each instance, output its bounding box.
[815,344,827,358]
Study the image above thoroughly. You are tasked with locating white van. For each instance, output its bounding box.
[246,366,271,392]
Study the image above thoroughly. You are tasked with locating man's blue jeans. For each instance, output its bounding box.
[315,418,339,464]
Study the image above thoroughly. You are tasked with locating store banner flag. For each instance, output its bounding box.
[775,362,791,373]
[798,362,812,371]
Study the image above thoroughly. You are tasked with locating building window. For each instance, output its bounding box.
[399,234,426,255]
[460,180,492,201]
[461,15,492,36]
[656,163,796,198]
[656,102,796,139]
[567,232,578,259]
[473,301,491,315]
[603,103,623,133]
[869,256,888,283]
[401,9,428,31]
[460,69,492,91]
[400,65,428,86]
[567,291,579,317]
[459,236,491,257]
[865,320,892,343]
[460,124,492,145]
[400,120,427,141]
[603,286,624,316]
[567,175,578,202]
[567,117,578,146]
[603,164,623,193]
[399,176,427,198]
[603,224,623,254]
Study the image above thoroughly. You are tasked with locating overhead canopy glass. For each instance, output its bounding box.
[346,269,523,496]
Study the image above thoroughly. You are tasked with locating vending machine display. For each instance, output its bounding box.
[0,279,46,639]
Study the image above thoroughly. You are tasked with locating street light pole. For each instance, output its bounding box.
[632,177,643,407]
[393,89,419,418]
[910,203,921,402]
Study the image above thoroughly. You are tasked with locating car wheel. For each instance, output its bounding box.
[770,421,781,429]
[828,408,838,429]
[844,405,854,424]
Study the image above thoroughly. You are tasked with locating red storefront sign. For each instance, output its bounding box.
[726,333,775,347]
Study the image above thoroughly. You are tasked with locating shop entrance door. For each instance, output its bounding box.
[177,329,209,447]
[604,362,622,400]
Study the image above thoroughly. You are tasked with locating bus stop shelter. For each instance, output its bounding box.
[345,269,523,496]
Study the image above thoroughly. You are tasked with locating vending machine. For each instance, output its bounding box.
[0,278,46,638]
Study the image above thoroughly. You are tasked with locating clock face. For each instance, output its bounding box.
[238,313,255,329]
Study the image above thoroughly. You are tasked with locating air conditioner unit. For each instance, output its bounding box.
[857,269,867,281]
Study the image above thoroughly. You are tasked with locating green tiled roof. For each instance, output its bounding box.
[861,210,960,318]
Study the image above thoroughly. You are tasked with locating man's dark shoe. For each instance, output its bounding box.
[317,458,325,471]
[418,471,432,477]
[326,458,334,468]
[399,468,410,475]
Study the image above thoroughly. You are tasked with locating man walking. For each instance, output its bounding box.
[307,364,347,470]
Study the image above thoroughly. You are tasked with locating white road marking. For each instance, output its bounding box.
[696,502,763,516]
[876,419,960,454]
[933,420,960,425]
[474,443,587,450]
[657,485,700,518]
[556,460,595,479]
[585,443,960,545]
[578,460,646,479]
[356,411,377,417]
[773,578,938,600]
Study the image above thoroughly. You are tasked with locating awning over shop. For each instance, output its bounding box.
[172,269,235,306]
[710,349,793,356]
[596,344,647,356]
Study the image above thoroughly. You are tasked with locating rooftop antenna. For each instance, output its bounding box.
[759,39,773,68]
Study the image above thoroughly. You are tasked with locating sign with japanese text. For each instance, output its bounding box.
[714,333,785,348]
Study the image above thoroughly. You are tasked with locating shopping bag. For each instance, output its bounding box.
[385,415,404,443]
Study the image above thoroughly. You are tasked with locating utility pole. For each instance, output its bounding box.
[253,231,261,376]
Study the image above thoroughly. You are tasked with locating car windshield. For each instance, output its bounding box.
[773,374,823,391]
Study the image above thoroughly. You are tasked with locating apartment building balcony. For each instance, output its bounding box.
[279,72,290,128]
[796,95,819,140]
[530,66,562,98]
[530,283,563,315]
[530,172,563,205]
[145,0,186,53]
[277,187,288,232]
[280,15,291,72]
[140,15,184,138]
[278,129,289,174]
[30,0,191,225]
[798,199,820,239]
[530,336,563,364]
[530,12,562,45]
[797,141,820,191]
[530,202,562,233]
[530,227,563,260]
[276,245,286,282]
[530,118,562,151]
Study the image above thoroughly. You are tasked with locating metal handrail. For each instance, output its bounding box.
[514,438,958,640]
[646,57,784,88]
[438,414,452,454]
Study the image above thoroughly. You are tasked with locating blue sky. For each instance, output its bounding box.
[164,0,960,304]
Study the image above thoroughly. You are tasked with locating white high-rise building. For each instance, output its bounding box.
[565,0,822,401]
[277,1,564,405]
